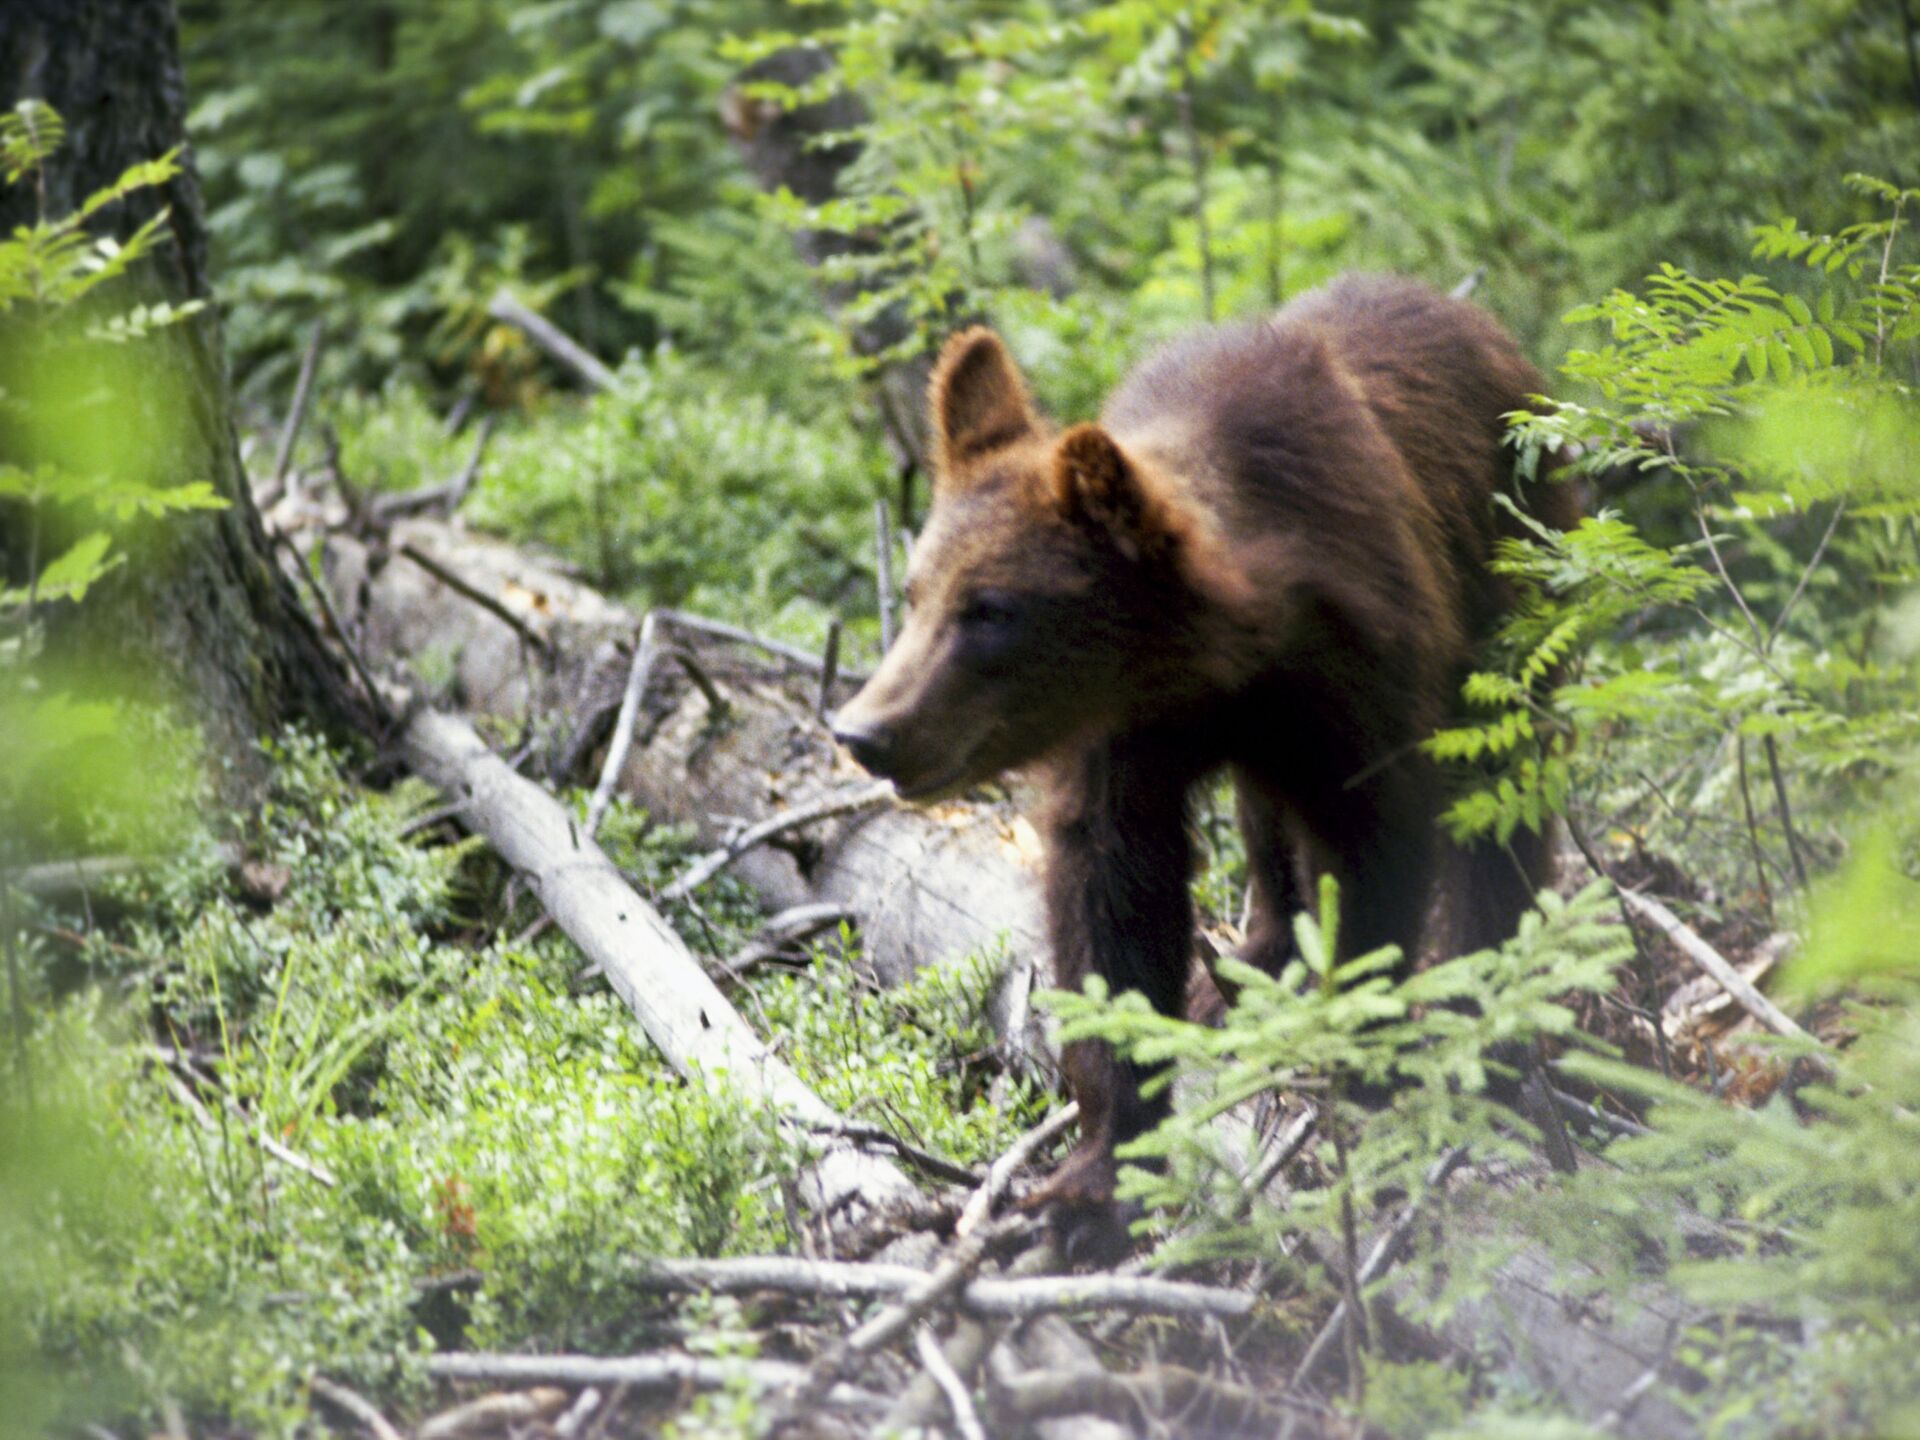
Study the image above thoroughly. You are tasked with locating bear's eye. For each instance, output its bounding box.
[959,591,1022,629]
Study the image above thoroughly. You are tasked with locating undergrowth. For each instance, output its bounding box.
[0,732,1030,1437]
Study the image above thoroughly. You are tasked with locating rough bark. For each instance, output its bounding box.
[0,0,369,782]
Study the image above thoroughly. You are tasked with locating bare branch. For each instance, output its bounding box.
[398,542,553,659]
[584,613,661,840]
[1292,1145,1471,1388]
[1615,886,1813,1043]
[660,781,894,904]
[372,415,498,521]
[488,288,618,392]
[426,1352,884,1414]
[956,1102,1079,1238]
[630,1254,1255,1321]
[916,1326,988,1440]
[416,1387,568,1440]
[874,498,896,652]
[267,320,324,494]
[308,1375,405,1440]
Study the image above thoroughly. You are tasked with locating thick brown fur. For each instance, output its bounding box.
[833,275,1581,1247]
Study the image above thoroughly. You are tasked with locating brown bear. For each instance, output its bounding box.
[832,273,1577,1236]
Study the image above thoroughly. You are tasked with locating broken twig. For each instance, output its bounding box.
[956,1102,1079,1238]
[660,781,893,904]
[398,542,552,658]
[1615,887,1811,1042]
[487,288,618,392]
[916,1325,988,1440]
[584,613,661,839]
[308,1375,404,1440]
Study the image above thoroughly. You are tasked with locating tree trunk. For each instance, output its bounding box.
[0,0,369,785]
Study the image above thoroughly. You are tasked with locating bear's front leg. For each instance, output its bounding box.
[1025,734,1197,1258]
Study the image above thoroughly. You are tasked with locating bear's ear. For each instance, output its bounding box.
[930,328,1039,476]
[1053,423,1175,563]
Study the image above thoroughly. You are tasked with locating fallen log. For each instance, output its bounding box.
[321,517,1705,1436]
[397,704,915,1219]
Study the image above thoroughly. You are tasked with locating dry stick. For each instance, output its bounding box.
[1564,812,1672,1079]
[654,607,869,681]
[487,288,618,392]
[425,1353,883,1413]
[1450,267,1487,300]
[659,781,894,904]
[803,1118,981,1188]
[631,1254,1253,1321]
[269,320,324,492]
[713,902,852,984]
[816,618,842,719]
[955,1102,1079,1238]
[552,1388,602,1440]
[274,532,394,727]
[1761,734,1812,890]
[308,1375,405,1440]
[671,648,729,715]
[399,706,916,1219]
[1734,737,1777,922]
[993,1364,1302,1433]
[584,613,662,839]
[785,1215,1027,1412]
[1613,887,1813,1043]
[1242,1102,1319,1202]
[155,1048,340,1188]
[874,498,896,651]
[916,1325,988,1440]
[416,1387,569,1440]
[1549,1082,1651,1140]
[398,542,552,659]
[1766,499,1848,653]
[1291,1145,1472,1390]
[372,414,498,521]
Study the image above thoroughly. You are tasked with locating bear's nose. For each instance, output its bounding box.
[831,719,896,777]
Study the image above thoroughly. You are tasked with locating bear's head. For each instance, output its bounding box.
[831,327,1249,802]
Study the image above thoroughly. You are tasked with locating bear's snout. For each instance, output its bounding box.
[829,717,897,778]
